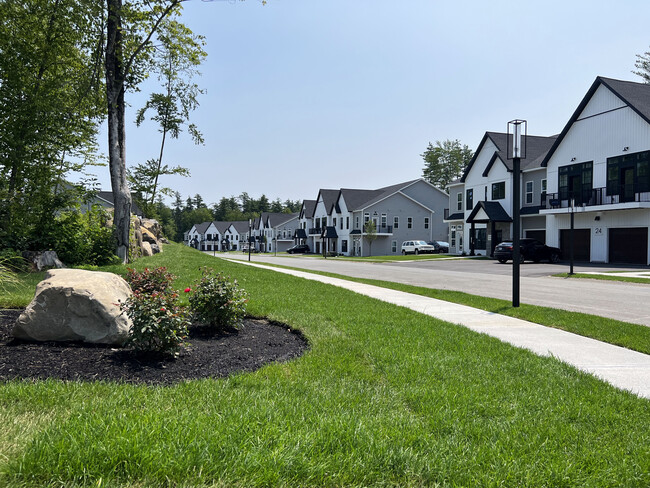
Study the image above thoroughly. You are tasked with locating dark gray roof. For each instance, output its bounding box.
[230,221,250,233]
[260,212,298,227]
[213,221,232,234]
[294,228,307,239]
[321,226,338,239]
[466,201,512,223]
[445,212,464,221]
[469,132,557,180]
[301,200,316,219]
[339,179,423,211]
[542,77,650,166]
[316,190,340,215]
[194,221,211,234]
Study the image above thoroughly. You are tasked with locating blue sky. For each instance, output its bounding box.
[94,0,650,206]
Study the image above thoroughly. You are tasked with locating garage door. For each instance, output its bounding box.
[525,230,546,243]
[609,228,648,264]
[560,229,591,262]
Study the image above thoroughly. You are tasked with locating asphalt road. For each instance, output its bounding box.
[223,253,650,327]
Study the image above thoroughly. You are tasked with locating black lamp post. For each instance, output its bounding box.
[569,198,575,275]
[507,119,527,308]
[248,218,252,262]
[273,236,277,256]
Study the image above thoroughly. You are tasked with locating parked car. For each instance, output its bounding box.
[494,239,562,264]
[427,240,450,253]
[241,244,258,253]
[401,240,436,255]
[286,243,310,254]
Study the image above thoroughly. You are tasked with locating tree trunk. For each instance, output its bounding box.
[105,0,131,263]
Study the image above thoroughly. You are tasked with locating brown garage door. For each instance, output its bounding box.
[525,230,546,243]
[609,227,648,264]
[560,229,591,262]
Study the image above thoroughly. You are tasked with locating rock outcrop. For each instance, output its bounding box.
[12,269,133,346]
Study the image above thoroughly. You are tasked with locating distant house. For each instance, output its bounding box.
[303,179,448,256]
[84,191,144,218]
[540,77,650,265]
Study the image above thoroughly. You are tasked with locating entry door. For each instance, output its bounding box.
[621,167,635,202]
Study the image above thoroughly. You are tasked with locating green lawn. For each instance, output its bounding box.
[249,261,650,356]
[554,272,650,285]
[1,243,649,487]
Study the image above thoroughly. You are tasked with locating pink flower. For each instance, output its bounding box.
[160,307,166,312]
[184,287,191,293]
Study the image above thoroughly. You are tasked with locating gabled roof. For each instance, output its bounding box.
[213,221,232,234]
[338,179,426,211]
[258,212,298,228]
[193,221,211,234]
[315,189,340,215]
[462,132,557,181]
[542,76,650,167]
[230,221,250,233]
[466,201,512,223]
[96,191,144,217]
[300,200,316,219]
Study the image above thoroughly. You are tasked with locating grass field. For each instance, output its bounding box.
[1,244,649,487]
[554,272,650,285]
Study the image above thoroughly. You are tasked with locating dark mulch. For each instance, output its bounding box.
[0,310,308,385]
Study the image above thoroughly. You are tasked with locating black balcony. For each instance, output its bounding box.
[308,227,322,235]
[543,187,650,209]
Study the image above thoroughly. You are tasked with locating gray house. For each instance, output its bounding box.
[306,179,448,256]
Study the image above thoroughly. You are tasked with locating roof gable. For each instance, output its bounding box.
[542,76,650,166]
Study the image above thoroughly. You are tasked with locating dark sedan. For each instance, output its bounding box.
[286,244,310,254]
[494,239,561,264]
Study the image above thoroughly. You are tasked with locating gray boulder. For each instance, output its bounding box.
[141,241,153,257]
[12,269,133,346]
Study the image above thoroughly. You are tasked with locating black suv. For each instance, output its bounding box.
[494,239,561,264]
[286,244,310,254]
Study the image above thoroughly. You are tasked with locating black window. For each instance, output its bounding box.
[559,161,593,204]
[607,151,650,201]
[466,188,473,210]
[491,181,505,200]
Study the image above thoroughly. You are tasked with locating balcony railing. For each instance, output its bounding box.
[542,187,650,209]
[308,227,322,235]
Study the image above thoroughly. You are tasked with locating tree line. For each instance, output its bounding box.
[147,192,302,243]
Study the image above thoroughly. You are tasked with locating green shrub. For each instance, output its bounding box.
[122,290,189,357]
[46,206,118,266]
[126,266,175,295]
[188,268,248,331]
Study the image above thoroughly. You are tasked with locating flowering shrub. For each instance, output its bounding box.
[122,290,189,357]
[188,268,248,331]
[126,267,175,295]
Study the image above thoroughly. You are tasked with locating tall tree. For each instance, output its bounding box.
[634,46,650,83]
[0,0,104,249]
[104,0,184,262]
[421,139,473,192]
[132,18,205,209]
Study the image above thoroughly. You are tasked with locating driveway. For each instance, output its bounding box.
[223,253,650,327]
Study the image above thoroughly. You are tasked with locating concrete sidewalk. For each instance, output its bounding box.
[228,259,650,400]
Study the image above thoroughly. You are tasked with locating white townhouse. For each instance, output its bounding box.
[306,179,448,257]
[254,212,300,253]
[294,199,316,248]
[445,132,557,256]
[185,221,211,250]
[540,77,650,265]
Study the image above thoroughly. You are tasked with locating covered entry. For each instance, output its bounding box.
[466,201,512,256]
[560,229,590,262]
[609,227,648,264]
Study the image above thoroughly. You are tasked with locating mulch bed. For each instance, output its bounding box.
[0,310,308,385]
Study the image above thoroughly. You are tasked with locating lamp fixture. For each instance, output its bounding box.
[571,157,576,162]
[623,146,629,152]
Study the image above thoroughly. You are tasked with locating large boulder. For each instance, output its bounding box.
[12,269,133,346]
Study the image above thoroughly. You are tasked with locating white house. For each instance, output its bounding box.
[540,77,650,265]
[445,132,557,256]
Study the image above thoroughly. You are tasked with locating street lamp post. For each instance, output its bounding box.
[274,236,277,256]
[569,198,575,275]
[248,219,252,262]
[507,119,527,308]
